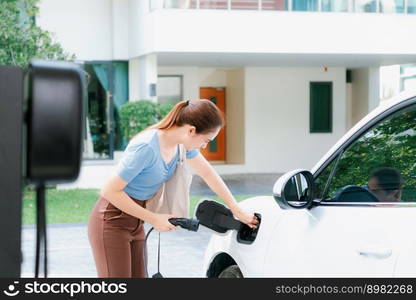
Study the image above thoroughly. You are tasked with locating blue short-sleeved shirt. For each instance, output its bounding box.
[115,128,199,201]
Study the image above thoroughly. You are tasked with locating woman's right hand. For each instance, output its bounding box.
[149,213,178,232]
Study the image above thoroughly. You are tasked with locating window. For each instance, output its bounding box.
[315,102,416,203]
[199,0,228,9]
[321,0,349,12]
[314,155,339,199]
[310,82,332,133]
[292,0,318,11]
[157,75,183,105]
[231,0,258,10]
[400,65,416,92]
[354,0,377,12]
[261,0,288,10]
[408,0,416,13]
[379,0,405,13]
[83,61,129,159]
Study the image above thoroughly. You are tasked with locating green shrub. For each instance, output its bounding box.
[157,102,175,119]
[119,100,175,141]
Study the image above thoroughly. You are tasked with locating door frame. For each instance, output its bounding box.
[83,61,115,160]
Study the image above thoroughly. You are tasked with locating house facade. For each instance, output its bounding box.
[36,0,416,189]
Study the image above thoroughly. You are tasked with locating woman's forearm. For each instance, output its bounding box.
[100,190,156,224]
[200,171,242,214]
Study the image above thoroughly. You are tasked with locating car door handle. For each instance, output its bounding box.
[357,246,392,259]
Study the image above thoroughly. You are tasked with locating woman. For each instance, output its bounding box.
[87,99,259,278]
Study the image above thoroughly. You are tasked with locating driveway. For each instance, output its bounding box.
[21,222,213,278]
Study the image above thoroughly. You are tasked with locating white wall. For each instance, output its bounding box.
[128,0,155,58]
[129,58,140,101]
[38,1,416,65]
[368,67,381,111]
[139,9,416,57]
[157,67,230,99]
[380,65,401,102]
[157,66,245,165]
[37,0,114,61]
[351,68,380,126]
[159,66,347,173]
[158,66,199,100]
[129,54,158,101]
[199,68,227,87]
[244,67,347,173]
[112,0,129,60]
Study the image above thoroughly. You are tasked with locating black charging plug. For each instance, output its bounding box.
[168,218,200,231]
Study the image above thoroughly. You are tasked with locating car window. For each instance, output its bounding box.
[315,104,416,203]
[314,156,339,199]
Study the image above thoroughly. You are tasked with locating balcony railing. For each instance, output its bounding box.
[150,0,416,13]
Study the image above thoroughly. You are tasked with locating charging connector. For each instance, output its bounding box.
[168,218,199,231]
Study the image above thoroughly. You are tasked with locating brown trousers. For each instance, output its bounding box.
[87,196,148,278]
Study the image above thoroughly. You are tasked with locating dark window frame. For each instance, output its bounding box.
[310,81,333,133]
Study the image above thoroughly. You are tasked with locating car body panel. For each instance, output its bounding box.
[203,91,416,277]
[263,205,416,277]
[203,196,283,277]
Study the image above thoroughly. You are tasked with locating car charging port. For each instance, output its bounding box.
[237,213,261,245]
[195,200,262,245]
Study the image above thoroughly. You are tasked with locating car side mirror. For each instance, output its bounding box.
[273,169,315,209]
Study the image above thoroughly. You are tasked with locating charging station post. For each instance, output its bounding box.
[0,66,24,277]
[0,61,85,278]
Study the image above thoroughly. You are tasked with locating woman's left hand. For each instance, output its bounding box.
[232,208,259,229]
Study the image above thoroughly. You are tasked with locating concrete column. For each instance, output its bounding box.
[128,54,158,102]
[380,65,401,101]
[346,82,353,130]
[225,68,245,164]
[350,67,381,126]
[368,67,380,112]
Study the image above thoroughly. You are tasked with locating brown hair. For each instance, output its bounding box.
[149,99,224,134]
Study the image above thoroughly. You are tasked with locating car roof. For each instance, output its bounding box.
[311,89,416,175]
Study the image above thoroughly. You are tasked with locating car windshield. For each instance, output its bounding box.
[314,103,416,203]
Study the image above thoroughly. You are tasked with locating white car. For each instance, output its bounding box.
[203,91,416,278]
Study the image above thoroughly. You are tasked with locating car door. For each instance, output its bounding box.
[263,99,416,277]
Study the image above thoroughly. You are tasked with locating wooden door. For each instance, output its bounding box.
[199,87,226,161]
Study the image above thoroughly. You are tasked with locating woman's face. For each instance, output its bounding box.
[183,126,221,151]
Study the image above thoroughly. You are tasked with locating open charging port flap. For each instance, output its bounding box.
[195,199,261,244]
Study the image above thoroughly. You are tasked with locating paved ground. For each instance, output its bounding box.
[20,173,281,278]
[21,223,213,278]
[190,173,281,196]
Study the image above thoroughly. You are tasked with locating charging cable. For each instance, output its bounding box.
[144,218,199,278]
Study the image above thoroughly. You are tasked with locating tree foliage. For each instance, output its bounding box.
[119,100,175,141]
[0,0,74,67]
[316,106,416,202]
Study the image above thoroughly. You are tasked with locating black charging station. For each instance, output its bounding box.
[0,66,25,277]
[0,60,85,277]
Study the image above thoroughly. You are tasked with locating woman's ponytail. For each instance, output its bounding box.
[149,99,224,134]
[149,100,189,131]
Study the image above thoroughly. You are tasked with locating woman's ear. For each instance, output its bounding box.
[188,125,196,136]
